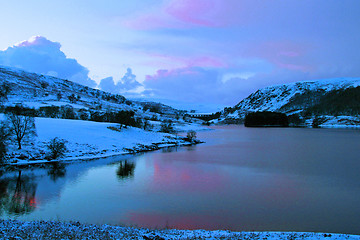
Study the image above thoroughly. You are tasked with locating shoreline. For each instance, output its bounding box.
[1,139,203,169]
[0,116,207,168]
[0,219,359,240]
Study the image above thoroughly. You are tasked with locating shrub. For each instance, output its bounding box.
[68,94,77,103]
[0,123,10,163]
[78,109,89,120]
[39,106,60,118]
[312,116,327,128]
[40,81,49,88]
[60,105,76,119]
[107,125,123,132]
[0,83,10,103]
[185,130,197,142]
[160,121,174,133]
[56,92,62,101]
[46,137,67,159]
[5,105,37,117]
[142,120,153,131]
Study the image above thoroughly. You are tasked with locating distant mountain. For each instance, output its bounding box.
[219,78,360,127]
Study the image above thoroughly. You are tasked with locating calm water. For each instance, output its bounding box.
[1,125,360,234]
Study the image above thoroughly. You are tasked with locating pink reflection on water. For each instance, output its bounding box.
[149,155,230,193]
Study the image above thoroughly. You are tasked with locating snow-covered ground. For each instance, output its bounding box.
[304,115,360,128]
[1,115,206,166]
[0,220,358,240]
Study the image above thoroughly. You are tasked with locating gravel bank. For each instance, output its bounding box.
[0,220,359,240]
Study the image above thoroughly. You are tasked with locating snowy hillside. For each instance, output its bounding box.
[219,78,360,127]
[0,66,208,165]
[235,78,360,114]
[0,65,179,117]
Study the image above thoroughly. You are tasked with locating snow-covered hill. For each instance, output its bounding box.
[0,65,180,117]
[0,66,207,165]
[219,77,360,127]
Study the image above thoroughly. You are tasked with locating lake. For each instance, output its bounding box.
[1,125,360,234]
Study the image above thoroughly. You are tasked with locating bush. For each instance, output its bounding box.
[185,130,197,142]
[142,120,153,131]
[56,92,62,101]
[0,83,10,103]
[5,105,37,117]
[160,121,174,133]
[46,137,67,160]
[39,106,60,118]
[78,109,89,120]
[0,123,10,163]
[60,105,76,119]
[312,116,327,128]
[40,81,49,88]
[68,94,77,103]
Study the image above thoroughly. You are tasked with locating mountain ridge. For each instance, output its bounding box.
[219,77,360,127]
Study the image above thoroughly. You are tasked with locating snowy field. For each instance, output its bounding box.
[0,220,358,240]
[1,115,206,166]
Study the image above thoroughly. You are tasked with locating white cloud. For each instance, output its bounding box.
[98,68,142,94]
[0,36,97,87]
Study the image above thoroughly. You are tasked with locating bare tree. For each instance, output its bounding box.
[6,113,36,149]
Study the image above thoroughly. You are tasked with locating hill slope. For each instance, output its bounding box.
[0,66,206,165]
[220,78,360,127]
[0,66,181,116]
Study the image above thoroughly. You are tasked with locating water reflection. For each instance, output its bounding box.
[116,161,136,180]
[161,146,179,153]
[46,162,67,182]
[1,126,360,234]
[0,171,37,216]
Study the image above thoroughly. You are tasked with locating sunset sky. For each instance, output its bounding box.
[1,0,360,107]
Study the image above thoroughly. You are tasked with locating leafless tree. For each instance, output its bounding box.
[6,113,36,149]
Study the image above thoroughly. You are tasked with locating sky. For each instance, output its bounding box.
[0,0,360,109]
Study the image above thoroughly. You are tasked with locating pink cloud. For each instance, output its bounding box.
[145,67,198,81]
[188,56,226,68]
[165,0,217,27]
[143,52,227,69]
[244,41,313,73]
[122,13,183,30]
